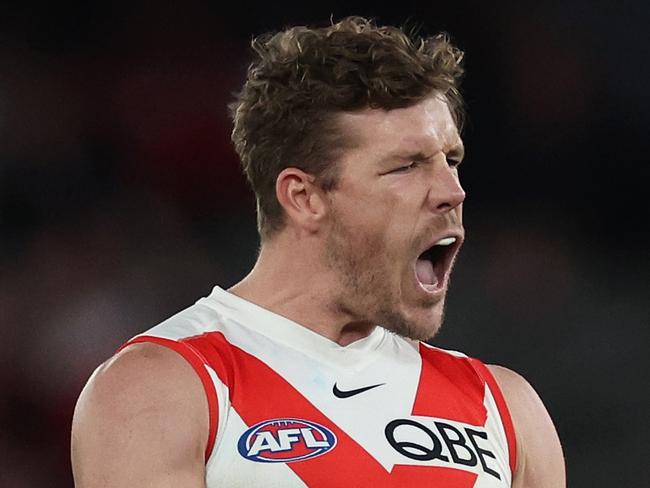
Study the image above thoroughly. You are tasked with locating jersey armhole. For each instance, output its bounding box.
[117,335,219,462]
[469,358,517,475]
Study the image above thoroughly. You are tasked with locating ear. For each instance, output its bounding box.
[275,168,328,233]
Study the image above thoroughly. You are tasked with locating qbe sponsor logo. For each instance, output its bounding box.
[385,417,503,479]
[238,418,337,463]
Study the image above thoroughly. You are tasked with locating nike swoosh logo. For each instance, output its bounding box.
[332,382,385,398]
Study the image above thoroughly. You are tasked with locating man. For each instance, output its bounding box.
[72,17,565,487]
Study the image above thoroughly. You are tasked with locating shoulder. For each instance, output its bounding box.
[486,365,566,488]
[71,342,209,485]
[78,341,208,413]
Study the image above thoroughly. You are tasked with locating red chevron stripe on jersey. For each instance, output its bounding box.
[412,344,487,424]
[470,359,517,474]
[181,331,480,487]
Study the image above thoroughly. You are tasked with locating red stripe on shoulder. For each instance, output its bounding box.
[412,344,487,425]
[469,359,517,474]
[180,332,236,396]
[118,336,219,461]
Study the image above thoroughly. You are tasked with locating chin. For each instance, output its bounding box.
[380,301,445,342]
[413,316,444,342]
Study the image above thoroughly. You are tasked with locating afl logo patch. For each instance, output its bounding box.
[237,418,337,463]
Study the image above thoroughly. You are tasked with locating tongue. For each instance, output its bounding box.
[416,258,438,286]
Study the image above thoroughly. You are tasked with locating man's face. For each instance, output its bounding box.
[324,94,465,341]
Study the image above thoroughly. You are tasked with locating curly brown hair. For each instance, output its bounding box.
[229,16,465,240]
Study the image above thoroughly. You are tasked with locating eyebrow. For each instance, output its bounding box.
[380,143,465,165]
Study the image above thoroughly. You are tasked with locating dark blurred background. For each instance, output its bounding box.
[0,1,648,486]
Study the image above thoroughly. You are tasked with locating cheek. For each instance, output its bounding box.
[332,190,416,258]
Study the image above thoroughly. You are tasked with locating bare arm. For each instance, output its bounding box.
[71,343,209,487]
[487,365,566,488]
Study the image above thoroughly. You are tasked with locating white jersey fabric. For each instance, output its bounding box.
[121,286,516,487]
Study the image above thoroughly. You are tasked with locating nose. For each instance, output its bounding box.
[426,161,466,214]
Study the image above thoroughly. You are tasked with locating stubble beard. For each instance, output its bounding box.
[324,213,443,342]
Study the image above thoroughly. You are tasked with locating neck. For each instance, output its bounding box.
[228,233,375,346]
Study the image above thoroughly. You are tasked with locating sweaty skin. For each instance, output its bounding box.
[71,94,565,487]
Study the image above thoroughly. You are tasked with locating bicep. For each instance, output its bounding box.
[71,343,209,488]
[487,365,565,488]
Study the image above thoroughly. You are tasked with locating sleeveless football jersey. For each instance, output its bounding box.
[120,286,516,487]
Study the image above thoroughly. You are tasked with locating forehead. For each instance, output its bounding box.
[336,95,462,158]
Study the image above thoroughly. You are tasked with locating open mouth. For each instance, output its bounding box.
[415,236,459,292]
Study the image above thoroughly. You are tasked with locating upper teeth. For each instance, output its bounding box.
[435,237,456,246]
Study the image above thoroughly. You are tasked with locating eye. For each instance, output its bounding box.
[447,158,462,168]
[392,161,419,173]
